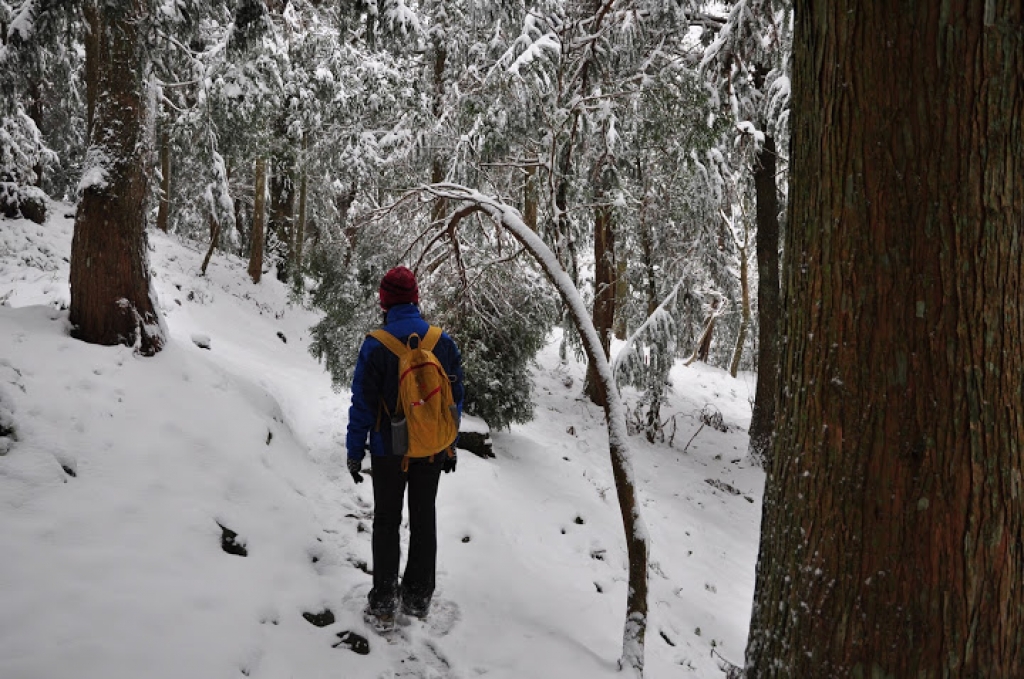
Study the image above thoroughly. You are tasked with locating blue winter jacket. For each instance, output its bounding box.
[346,303,464,462]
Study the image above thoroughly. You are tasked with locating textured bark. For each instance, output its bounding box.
[748,135,780,465]
[69,0,165,356]
[746,3,1024,677]
[248,158,267,284]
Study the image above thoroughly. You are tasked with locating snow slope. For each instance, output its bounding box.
[0,207,763,678]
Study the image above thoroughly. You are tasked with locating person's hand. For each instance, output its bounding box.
[442,451,457,474]
[347,458,364,484]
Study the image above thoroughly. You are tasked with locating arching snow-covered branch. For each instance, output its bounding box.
[421,182,650,678]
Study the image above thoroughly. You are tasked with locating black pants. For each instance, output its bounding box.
[368,454,443,614]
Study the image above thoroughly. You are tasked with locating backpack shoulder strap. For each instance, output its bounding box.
[368,329,408,357]
[421,326,443,352]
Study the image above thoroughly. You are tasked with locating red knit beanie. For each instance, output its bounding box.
[379,266,419,310]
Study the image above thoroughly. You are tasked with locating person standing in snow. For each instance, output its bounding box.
[346,266,464,628]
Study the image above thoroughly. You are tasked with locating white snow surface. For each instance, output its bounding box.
[0,206,763,678]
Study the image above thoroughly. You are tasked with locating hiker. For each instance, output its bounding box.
[346,266,464,629]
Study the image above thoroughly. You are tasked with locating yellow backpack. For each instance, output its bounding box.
[369,326,458,464]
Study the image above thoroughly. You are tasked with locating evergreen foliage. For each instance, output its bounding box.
[1,0,793,441]
[429,260,558,430]
[307,242,386,390]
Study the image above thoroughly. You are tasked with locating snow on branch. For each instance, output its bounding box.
[610,274,691,380]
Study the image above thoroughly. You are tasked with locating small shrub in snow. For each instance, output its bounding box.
[0,182,48,224]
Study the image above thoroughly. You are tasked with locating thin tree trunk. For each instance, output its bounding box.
[586,193,616,406]
[523,163,538,231]
[365,3,376,52]
[729,237,750,377]
[747,134,780,464]
[69,0,164,356]
[429,42,447,225]
[248,157,266,284]
[338,182,358,266]
[27,78,44,186]
[294,134,308,288]
[156,120,171,233]
[640,221,662,440]
[614,258,628,341]
[234,196,246,250]
[83,11,100,131]
[745,3,1024,677]
[200,212,220,276]
[268,155,293,283]
[687,301,719,365]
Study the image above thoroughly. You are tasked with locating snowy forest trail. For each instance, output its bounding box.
[0,207,763,678]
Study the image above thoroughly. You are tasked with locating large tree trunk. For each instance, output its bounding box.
[745,3,1023,677]
[69,0,165,356]
[747,134,780,465]
[248,157,267,284]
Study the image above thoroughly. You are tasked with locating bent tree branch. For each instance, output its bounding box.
[422,182,650,678]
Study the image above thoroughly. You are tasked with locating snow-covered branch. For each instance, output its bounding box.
[420,182,650,677]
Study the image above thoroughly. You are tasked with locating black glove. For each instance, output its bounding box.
[347,458,364,484]
[442,450,457,474]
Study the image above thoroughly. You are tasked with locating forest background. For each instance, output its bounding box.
[4,1,1021,678]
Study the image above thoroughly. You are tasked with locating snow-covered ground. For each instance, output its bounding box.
[0,206,763,678]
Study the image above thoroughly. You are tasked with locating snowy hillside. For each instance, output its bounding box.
[0,206,763,678]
